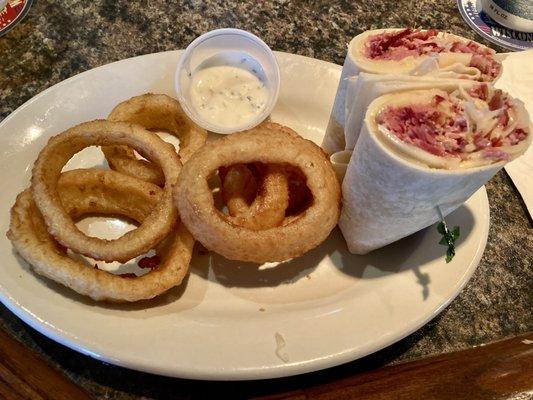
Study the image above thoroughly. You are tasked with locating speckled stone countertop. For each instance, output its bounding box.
[1,0,532,398]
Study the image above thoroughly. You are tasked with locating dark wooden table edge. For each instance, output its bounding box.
[1,325,532,399]
[0,326,94,400]
[255,332,533,400]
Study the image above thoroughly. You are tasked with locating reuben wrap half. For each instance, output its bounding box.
[323,28,503,155]
[339,83,531,254]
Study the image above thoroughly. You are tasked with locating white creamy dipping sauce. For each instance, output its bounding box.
[189,64,269,129]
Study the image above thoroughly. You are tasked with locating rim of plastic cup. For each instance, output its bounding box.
[175,28,281,134]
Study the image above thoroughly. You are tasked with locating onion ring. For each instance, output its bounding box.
[175,123,341,263]
[31,120,181,262]
[221,162,312,229]
[102,93,207,185]
[220,164,258,213]
[8,169,194,302]
[283,165,312,216]
[221,163,289,230]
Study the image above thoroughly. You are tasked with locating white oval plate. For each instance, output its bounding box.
[0,51,489,380]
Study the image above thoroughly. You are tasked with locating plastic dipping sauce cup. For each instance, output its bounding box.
[175,28,281,134]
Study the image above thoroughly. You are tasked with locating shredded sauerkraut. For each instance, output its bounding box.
[364,28,501,81]
[376,84,529,166]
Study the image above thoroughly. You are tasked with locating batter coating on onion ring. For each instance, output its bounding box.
[221,163,289,230]
[8,169,194,302]
[221,162,312,229]
[103,93,207,185]
[175,123,341,263]
[31,120,181,263]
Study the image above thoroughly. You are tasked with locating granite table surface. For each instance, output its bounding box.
[0,0,532,398]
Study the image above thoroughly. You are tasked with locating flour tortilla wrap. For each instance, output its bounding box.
[322,28,502,155]
[330,77,478,181]
[343,74,478,150]
[339,86,531,254]
[321,55,361,155]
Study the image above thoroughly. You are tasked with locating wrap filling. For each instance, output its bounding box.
[364,28,501,81]
[376,84,529,168]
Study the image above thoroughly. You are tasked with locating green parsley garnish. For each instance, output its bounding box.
[437,221,460,263]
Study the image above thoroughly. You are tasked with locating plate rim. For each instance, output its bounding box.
[0,50,490,380]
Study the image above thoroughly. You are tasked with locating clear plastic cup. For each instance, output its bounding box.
[175,28,281,134]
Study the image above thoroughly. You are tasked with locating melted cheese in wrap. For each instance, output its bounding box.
[351,28,502,82]
[369,85,530,169]
[322,28,504,157]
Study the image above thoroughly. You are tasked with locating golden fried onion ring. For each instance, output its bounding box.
[221,164,289,230]
[31,120,181,262]
[221,162,312,229]
[103,93,207,185]
[285,165,312,217]
[175,123,341,263]
[8,169,194,302]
